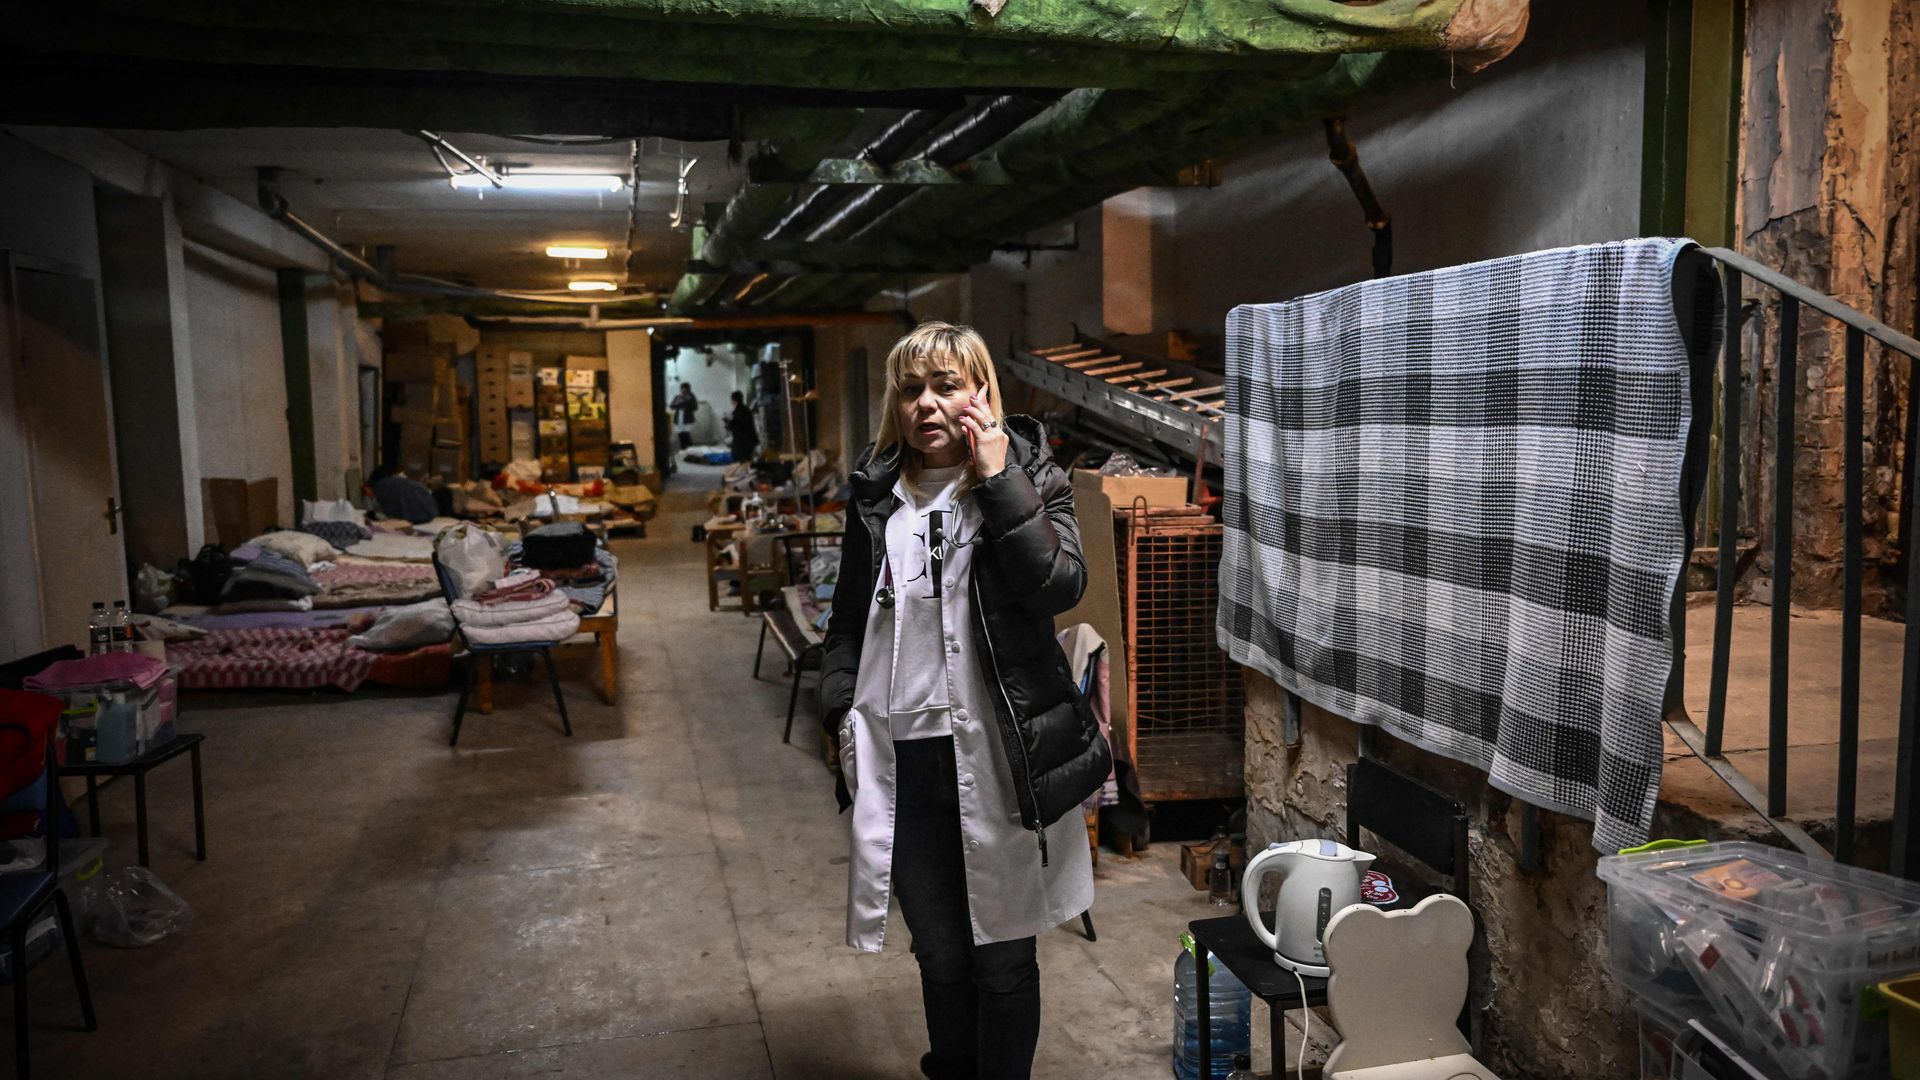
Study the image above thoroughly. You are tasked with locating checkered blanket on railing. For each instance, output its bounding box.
[1218,238,1717,852]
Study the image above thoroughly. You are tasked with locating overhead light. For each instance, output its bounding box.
[450,173,625,193]
[568,280,618,292]
[546,245,609,260]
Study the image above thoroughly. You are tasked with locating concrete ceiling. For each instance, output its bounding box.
[115,127,742,294]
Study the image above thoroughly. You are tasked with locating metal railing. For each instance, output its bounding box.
[1664,246,1920,876]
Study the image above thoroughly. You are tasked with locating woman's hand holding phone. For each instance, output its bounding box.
[957,392,1009,477]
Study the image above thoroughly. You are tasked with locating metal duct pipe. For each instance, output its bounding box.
[764,107,946,241]
[804,94,1051,244]
[473,309,906,330]
[257,166,648,306]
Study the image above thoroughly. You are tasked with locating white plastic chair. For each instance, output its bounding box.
[1323,894,1500,1080]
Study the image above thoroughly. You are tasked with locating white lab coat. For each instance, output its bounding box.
[838,485,1094,952]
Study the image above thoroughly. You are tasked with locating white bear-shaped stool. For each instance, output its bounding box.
[1323,894,1500,1080]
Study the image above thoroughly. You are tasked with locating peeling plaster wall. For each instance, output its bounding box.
[1244,673,1786,1077]
[1243,678,1635,1077]
[1742,0,1918,611]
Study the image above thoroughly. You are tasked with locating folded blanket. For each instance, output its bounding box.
[474,578,555,606]
[507,542,618,613]
[451,588,572,627]
[220,549,321,602]
[345,533,437,562]
[460,610,580,647]
[214,596,315,614]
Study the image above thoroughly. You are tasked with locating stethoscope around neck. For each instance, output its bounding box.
[875,508,952,610]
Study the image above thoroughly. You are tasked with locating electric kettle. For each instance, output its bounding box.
[1242,838,1375,977]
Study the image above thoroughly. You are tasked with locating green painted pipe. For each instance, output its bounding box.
[19,1,1477,93]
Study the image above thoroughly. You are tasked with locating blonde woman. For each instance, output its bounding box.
[821,322,1111,1080]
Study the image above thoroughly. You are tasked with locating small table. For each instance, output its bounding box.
[1189,877,1438,1076]
[474,589,618,712]
[58,733,207,869]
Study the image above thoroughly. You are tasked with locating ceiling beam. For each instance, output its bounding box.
[4,126,329,272]
[0,58,968,136]
[746,157,1013,186]
[5,0,1510,96]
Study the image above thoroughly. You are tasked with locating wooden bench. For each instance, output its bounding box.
[754,586,825,743]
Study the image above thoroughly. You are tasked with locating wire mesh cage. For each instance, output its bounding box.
[1114,504,1245,802]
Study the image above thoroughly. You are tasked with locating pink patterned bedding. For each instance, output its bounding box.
[169,628,378,692]
[309,562,441,610]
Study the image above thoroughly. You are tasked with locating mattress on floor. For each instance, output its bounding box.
[170,627,456,693]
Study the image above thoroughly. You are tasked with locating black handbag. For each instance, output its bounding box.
[521,522,595,569]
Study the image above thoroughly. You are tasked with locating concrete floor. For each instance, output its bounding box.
[15,482,1243,1080]
[1666,600,1904,827]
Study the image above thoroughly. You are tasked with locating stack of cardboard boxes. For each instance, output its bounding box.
[475,346,512,465]
[383,316,480,482]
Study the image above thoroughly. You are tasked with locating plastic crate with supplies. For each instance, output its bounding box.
[23,652,174,765]
[1599,841,1920,1080]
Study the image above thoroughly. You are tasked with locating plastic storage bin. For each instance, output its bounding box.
[1600,841,1920,1080]
[1881,974,1920,1080]
[24,653,173,765]
[1638,998,1781,1079]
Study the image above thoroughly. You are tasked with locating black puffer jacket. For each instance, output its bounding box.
[821,415,1113,855]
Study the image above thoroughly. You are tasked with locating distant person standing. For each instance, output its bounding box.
[670,382,699,450]
[727,390,760,465]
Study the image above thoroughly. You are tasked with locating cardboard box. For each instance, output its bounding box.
[383,315,479,357]
[383,345,453,385]
[1179,836,1247,895]
[1072,467,1189,510]
[201,477,280,548]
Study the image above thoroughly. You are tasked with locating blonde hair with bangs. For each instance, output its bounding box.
[874,321,1005,487]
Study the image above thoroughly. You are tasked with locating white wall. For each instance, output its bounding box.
[305,276,365,500]
[662,345,750,447]
[968,1,1645,355]
[0,137,114,657]
[185,241,295,527]
[1167,12,1645,331]
[606,329,654,469]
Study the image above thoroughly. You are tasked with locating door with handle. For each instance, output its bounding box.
[10,259,129,650]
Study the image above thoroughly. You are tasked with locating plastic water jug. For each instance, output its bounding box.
[1172,932,1251,1080]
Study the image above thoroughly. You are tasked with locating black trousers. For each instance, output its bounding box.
[891,736,1041,1080]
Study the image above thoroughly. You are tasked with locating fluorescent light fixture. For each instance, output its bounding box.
[568,280,617,292]
[546,245,609,260]
[450,173,625,193]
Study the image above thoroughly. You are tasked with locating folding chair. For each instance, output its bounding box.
[433,555,573,747]
[0,713,97,1079]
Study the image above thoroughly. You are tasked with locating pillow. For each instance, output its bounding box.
[302,498,368,527]
[219,549,320,601]
[347,600,455,651]
[249,529,339,567]
[300,521,372,550]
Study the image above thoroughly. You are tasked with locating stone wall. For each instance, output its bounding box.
[1741,0,1920,612]
[1243,668,1795,1078]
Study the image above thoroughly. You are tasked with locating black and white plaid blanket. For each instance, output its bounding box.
[1218,238,1718,852]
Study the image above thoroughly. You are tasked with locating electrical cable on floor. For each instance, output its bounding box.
[1290,966,1312,1080]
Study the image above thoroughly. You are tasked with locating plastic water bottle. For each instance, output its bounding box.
[1225,1054,1257,1080]
[110,601,132,651]
[1208,848,1233,908]
[87,602,110,654]
[1173,932,1251,1080]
